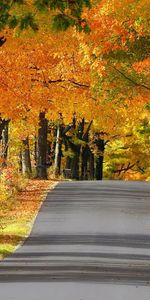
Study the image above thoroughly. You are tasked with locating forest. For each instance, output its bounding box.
[0,0,150,201]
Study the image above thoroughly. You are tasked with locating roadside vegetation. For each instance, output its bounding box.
[0,179,56,259]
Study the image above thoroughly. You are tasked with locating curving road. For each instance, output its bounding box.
[0,180,150,299]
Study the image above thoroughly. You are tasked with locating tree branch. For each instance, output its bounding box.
[68,80,89,88]
[113,162,138,174]
[113,66,150,91]
[32,77,89,89]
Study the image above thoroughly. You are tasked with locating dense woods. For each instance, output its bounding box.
[0,0,150,199]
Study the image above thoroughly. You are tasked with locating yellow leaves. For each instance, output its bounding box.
[0,178,55,259]
[133,58,150,75]
[83,0,149,65]
[0,0,149,145]
[1,27,94,123]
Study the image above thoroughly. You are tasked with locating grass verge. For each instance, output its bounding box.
[0,179,57,260]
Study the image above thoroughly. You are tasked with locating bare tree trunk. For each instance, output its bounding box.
[95,156,103,180]
[34,134,37,166]
[95,137,105,180]
[22,137,32,177]
[71,151,80,180]
[81,146,89,180]
[65,156,72,169]
[54,124,62,176]
[81,121,93,180]
[1,120,9,165]
[71,118,84,180]
[89,150,95,180]
[37,112,48,179]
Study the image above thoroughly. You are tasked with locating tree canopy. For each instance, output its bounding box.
[0,0,150,182]
[0,0,91,34]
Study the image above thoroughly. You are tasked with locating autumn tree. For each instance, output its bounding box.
[77,0,150,178]
[0,0,149,181]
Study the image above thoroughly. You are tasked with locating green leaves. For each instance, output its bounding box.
[0,0,10,30]
[19,13,38,31]
[0,0,91,34]
[8,16,18,29]
[34,0,91,31]
[34,0,68,11]
[34,0,91,11]
[52,14,72,31]
[0,0,37,32]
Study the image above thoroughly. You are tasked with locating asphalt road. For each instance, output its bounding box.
[0,180,150,299]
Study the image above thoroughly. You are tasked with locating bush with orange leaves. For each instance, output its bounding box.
[0,166,27,203]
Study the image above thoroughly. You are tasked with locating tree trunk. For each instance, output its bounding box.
[81,146,89,180]
[71,118,84,180]
[81,120,93,180]
[54,124,62,176]
[89,150,95,180]
[34,134,37,166]
[95,138,104,180]
[95,156,103,180]
[37,112,48,179]
[1,120,9,164]
[22,137,32,177]
[65,156,72,169]
[71,151,80,180]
